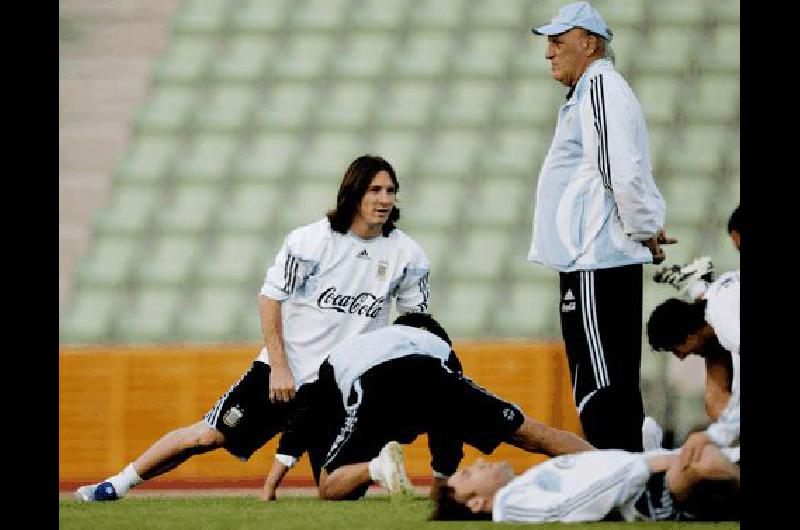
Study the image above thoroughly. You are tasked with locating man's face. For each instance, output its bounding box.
[352,170,396,229]
[447,459,515,512]
[672,331,707,361]
[545,28,595,87]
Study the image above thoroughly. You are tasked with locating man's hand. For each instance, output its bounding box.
[643,229,677,265]
[269,365,296,403]
[679,431,714,469]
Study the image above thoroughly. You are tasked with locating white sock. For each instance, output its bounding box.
[108,464,143,497]
[368,457,382,483]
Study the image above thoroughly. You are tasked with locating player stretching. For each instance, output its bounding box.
[76,155,431,501]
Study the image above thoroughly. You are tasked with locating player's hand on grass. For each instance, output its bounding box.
[269,366,296,402]
[679,431,713,469]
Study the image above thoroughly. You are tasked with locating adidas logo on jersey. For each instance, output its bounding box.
[356,249,370,260]
[564,289,575,301]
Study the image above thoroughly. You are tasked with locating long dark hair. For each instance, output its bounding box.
[326,155,400,237]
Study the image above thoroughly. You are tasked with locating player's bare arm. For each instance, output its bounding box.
[704,356,732,421]
[259,295,296,402]
[262,459,290,501]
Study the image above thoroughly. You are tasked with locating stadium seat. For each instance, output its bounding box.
[451,31,515,78]
[351,0,411,29]
[93,186,160,235]
[400,227,453,279]
[177,286,246,342]
[468,0,525,29]
[133,86,199,133]
[113,287,184,343]
[270,34,336,80]
[682,76,739,124]
[198,233,279,286]
[152,36,215,83]
[253,82,318,131]
[288,0,351,32]
[235,132,301,182]
[447,228,514,281]
[438,281,495,339]
[399,180,465,231]
[493,280,559,339]
[464,177,528,228]
[662,174,714,226]
[73,235,139,287]
[366,131,423,179]
[275,181,339,231]
[59,287,118,344]
[193,85,257,132]
[659,224,701,266]
[711,230,740,275]
[508,246,560,284]
[416,130,482,179]
[436,80,499,127]
[495,78,560,126]
[134,235,204,286]
[332,33,396,80]
[209,36,276,82]
[510,36,554,78]
[153,184,222,235]
[647,124,674,173]
[113,136,179,184]
[478,127,545,176]
[391,31,455,78]
[171,0,229,35]
[648,0,707,27]
[295,132,370,181]
[708,0,740,24]
[667,125,729,176]
[591,0,646,28]
[316,81,379,130]
[699,24,740,73]
[633,76,682,126]
[374,81,440,129]
[229,0,291,34]
[216,182,284,234]
[408,0,468,29]
[635,27,698,75]
[173,134,239,182]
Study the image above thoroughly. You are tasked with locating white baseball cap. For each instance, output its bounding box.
[532,1,613,41]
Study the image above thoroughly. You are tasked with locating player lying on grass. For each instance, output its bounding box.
[76,155,432,502]
[263,313,594,501]
[431,443,740,522]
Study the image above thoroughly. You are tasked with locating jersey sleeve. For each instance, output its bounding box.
[260,225,323,301]
[581,72,665,241]
[394,237,431,314]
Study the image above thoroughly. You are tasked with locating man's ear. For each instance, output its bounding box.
[466,496,488,514]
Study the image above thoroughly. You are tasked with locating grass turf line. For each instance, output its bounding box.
[59,495,740,530]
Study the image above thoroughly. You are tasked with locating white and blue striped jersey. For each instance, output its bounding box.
[325,324,451,408]
[529,58,665,272]
[257,219,430,389]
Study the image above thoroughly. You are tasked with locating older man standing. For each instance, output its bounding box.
[528,2,674,452]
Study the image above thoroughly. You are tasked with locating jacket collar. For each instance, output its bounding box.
[565,58,612,102]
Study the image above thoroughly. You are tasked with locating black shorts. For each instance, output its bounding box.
[322,355,524,476]
[204,361,295,460]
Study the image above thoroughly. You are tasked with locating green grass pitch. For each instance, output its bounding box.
[59,495,740,529]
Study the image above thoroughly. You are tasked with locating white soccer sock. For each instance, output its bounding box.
[108,463,144,497]
[368,457,382,483]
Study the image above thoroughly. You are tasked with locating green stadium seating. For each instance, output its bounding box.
[495,78,560,126]
[134,235,203,286]
[399,180,465,231]
[229,0,291,34]
[367,131,423,178]
[591,0,646,28]
[153,184,221,235]
[374,81,440,129]
[447,228,513,281]
[648,0,706,27]
[60,288,118,343]
[73,235,139,287]
[173,134,239,182]
[468,0,525,29]
[134,86,199,133]
[270,34,336,80]
[113,287,183,343]
[400,227,452,278]
[451,31,515,78]
[698,24,740,73]
[682,76,739,124]
[351,0,411,30]
[275,180,339,231]
[662,174,714,226]
[409,0,467,29]
[113,136,179,184]
[93,186,160,235]
[216,182,284,234]
[667,125,729,176]
[316,81,379,130]
[493,280,559,338]
[417,130,482,179]
[253,83,318,131]
[288,0,351,32]
[295,132,370,181]
[171,0,229,35]
[332,33,396,79]
[633,76,682,126]
[193,85,257,132]
[478,127,545,176]
[392,31,455,78]
[708,0,740,24]
[209,36,276,82]
[197,234,278,286]
[464,177,528,228]
[635,27,698,75]
[177,286,247,342]
[437,80,499,127]
[438,281,495,339]
[153,36,215,83]
[235,132,300,181]
[510,36,555,78]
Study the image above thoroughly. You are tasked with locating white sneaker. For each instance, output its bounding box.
[373,441,413,496]
[75,481,119,502]
[641,416,664,451]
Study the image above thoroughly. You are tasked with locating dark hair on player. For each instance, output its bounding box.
[429,484,492,521]
[393,312,451,346]
[327,155,400,237]
[726,204,740,235]
[646,298,708,352]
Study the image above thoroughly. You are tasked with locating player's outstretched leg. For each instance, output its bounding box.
[75,420,225,501]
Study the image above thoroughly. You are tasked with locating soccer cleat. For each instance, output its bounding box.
[373,441,413,497]
[641,416,664,451]
[75,481,119,502]
[652,256,714,292]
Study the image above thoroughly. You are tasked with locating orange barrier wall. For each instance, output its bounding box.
[59,342,581,487]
